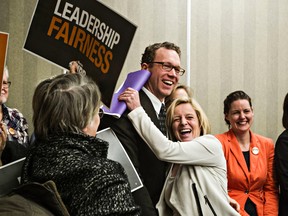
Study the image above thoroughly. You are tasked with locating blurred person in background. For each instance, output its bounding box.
[0,66,29,166]
[0,66,29,146]
[165,84,193,108]
[274,92,288,216]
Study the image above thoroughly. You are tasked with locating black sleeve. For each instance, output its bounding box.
[1,141,28,165]
[275,133,288,201]
[99,113,159,216]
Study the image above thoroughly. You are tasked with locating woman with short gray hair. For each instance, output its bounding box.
[21,73,140,216]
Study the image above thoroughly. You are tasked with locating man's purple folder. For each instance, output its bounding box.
[101,69,151,118]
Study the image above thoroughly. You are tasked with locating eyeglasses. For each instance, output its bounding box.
[98,108,104,118]
[148,62,185,76]
[2,81,11,88]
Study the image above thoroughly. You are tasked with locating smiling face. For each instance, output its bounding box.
[143,47,181,102]
[172,103,201,142]
[0,71,9,104]
[225,99,254,135]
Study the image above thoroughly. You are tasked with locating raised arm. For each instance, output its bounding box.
[119,88,224,167]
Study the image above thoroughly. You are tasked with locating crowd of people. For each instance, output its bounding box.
[0,41,286,216]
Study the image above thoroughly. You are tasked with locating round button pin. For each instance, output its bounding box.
[252,147,259,155]
[8,127,16,135]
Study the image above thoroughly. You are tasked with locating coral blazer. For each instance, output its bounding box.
[216,129,278,216]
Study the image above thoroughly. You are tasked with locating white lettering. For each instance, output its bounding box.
[79,10,89,28]
[70,7,80,25]
[91,18,100,36]
[107,30,115,48]
[86,14,96,33]
[110,32,120,49]
[54,0,62,17]
[102,26,113,46]
[52,1,121,49]
[97,22,106,40]
[62,2,73,20]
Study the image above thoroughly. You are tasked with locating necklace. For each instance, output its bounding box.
[240,143,250,151]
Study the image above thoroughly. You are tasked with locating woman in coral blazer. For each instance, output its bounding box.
[216,90,278,216]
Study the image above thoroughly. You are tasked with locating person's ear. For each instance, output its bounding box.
[82,126,88,134]
[225,114,230,123]
[141,63,149,70]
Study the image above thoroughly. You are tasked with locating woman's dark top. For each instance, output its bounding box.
[243,151,258,216]
[21,132,140,216]
[1,141,27,165]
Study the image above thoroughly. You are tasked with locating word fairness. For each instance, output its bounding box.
[47,0,121,73]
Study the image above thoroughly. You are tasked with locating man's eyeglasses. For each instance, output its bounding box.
[2,81,11,88]
[148,62,185,76]
[98,108,104,118]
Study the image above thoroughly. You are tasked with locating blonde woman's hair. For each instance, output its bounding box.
[33,73,101,140]
[166,97,211,141]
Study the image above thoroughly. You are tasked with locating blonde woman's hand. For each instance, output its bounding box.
[118,87,141,111]
[229,197,240,213]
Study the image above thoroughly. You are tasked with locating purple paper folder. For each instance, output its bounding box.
[101,69,151,118]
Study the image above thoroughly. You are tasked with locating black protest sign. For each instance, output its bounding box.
[24,0,137,107]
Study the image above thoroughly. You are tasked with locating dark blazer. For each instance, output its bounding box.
[100,90,167,216]
[1,141,27,166]
[275,129,288,216]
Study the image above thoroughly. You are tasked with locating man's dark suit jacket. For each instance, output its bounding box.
[99,90,167,216]
[275,129,288,216]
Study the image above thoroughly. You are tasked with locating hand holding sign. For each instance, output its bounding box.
[24,0,137,108]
